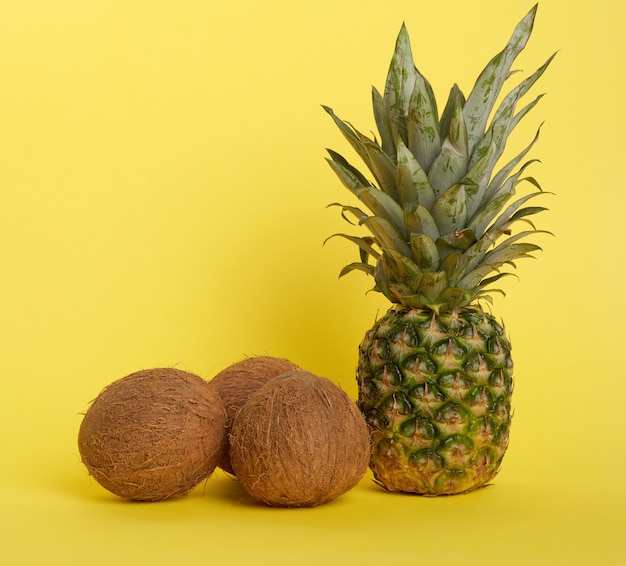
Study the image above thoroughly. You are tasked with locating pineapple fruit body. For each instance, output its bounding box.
[358,306,513,495]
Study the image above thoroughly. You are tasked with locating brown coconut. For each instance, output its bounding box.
[210,355,300,474]
[229,370,371,507]
[78,367,227,501]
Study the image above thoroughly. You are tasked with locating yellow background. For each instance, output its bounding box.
[0,0,623,564]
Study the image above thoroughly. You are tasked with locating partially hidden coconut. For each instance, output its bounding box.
[78,367,227,502]
[210,355,300,474]
[229,370,371,507]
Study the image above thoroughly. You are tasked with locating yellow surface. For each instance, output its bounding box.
[0,0,624,564]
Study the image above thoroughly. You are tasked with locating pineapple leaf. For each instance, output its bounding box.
[467,190,515,238]
[445,252,471,284]
[326,149,372,188]
[485,125,542,205]
[324,233,381,260]
[373,256,393,301]
[326,202,368,225]
[326,158,370,194]
[475,288,506,302]
[489,52,555,134]
[384,23,418,149]
[478,272,517,289]
[357,186,408,239]
[361,216,412,258]
[396,139,436,209]
[463,4,538,155]
[326,158,406,238]
[509,205,548,222]
[339,262,376,278]
[440,252,460,279]
[439,84,466,143]
[410,233,441,272]
[382,248,424,284]
[482,242,542,265]
[462,226,509,278]
[417,271,449,302]
[464,194,547,277]
[431,184,468,236]
[405,204,441,242]
[438,228,477,251]
[375,249,427,305]
[491,190,546,233]
[486,229,551,255]
[428,100,469,195]
[462,133,497,218]
[358,134,401,200]
[407,73,441,172]
[468,52,555,186]
[457,264,504,290]
[521,175,543,191]
[323,106,372,170]
[372,86,396,159]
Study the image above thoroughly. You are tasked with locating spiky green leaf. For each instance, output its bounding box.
[326,149,372,187]
[463,5,538,155]
[326,158,406,237]
[431,184,468,236]
[324,233,381,260]
[417,271,449,302]
[339,262,376,278]
[457,264,500,290]
[358,187,408,239]
[382,248,424,284]
[485,126,542,206]
[327,202,369,227]
[323,106,372,170]
[467,190,515,238]
[405,204,441,241]
[462,133,497,218]
[468,53,555,186]
[372,86,395,159]
[438,228,477,251]
[483,242,542,265]
[491,190,546,233]
[395,139,436,209]
[359,134,401,200]
[361,216,412,258]
[407,73,441,172]
[383,23,418,148]
[509,206,548,223]
[428,101,469,195]
[410,233,441,272]
[439,84,466,143]
[326,157,369,194]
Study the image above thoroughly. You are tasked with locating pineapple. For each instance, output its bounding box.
[324,5,554,495]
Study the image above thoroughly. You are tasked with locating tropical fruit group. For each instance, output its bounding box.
[78,361,368,507]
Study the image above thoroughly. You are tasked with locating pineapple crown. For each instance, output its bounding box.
[324,4,555,313]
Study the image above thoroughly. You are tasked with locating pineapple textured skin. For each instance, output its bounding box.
[358,305,513,494]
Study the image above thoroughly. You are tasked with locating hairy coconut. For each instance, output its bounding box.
[78,367,227,501]
[210,355,300,474]
[230,370,370,507]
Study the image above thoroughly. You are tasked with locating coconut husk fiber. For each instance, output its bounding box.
[229,370,371,507]
[210,355,300,474]
[78,367,227,502]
